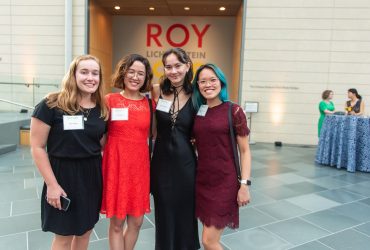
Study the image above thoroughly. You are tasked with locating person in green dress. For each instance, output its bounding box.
[318,90,335,136]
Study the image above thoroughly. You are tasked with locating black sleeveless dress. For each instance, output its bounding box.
[151,98,200,250]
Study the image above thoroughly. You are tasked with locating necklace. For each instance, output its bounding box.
[81,107,92,121]
[169,84,184,128]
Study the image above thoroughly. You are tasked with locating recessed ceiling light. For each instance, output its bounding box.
[184,7,190,11]
[219,6,226,11]
[114,6,120,10]
[149,7,155,11]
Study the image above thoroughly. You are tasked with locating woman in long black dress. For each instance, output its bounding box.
[151,48,200,250]
[30,55,108,250]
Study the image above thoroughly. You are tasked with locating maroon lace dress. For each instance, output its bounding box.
[193,102,249,229]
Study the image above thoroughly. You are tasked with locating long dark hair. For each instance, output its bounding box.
[160,48,193,95]
[348,88,362,99]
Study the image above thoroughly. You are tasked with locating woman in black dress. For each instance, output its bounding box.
[345,88,365,116]
[151,48,200,250]
[30,55,108,250]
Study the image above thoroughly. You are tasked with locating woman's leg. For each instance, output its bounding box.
[123,215,144,250]
[109,217,126,250]
[202,224,224,250]
[51,234,73,250]
[71,230,92,250]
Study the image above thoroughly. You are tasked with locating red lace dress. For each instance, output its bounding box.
[101,93,152,219]
[193,102,249,229]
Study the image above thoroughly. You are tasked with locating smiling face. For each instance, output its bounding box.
[197,68,221,101]
[163,53,190,85]
[75,59,100,95]
[123,60,146,93]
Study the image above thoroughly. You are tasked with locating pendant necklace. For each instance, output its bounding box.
[82,107,92,121]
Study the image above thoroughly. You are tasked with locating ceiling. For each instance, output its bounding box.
[93,0,243,16]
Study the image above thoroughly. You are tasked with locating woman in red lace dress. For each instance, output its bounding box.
[192,64,252,250]
[101,54,153,250]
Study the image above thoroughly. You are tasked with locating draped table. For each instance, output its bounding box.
[315,115,370,172]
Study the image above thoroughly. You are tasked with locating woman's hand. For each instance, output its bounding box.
[237,184,251,207]
[46,183,67,210]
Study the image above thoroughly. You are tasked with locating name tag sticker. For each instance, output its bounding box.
[156,99,172,113]
[111,108,129,121]
[63,115,84,130]
[197,105,208,116]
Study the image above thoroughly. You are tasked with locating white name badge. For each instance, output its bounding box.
[197,105,208,116]
[156,99,172,113]
[111,108,129,121]
[63,115,84,130]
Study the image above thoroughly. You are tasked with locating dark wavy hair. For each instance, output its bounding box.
[160,48,193,95]
[112,54,153,93]
[348,88,362,99]
[321,90,333,100]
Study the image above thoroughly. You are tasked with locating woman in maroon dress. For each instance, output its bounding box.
[192,63,252,250]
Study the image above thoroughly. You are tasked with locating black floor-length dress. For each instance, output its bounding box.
[151,98,200,250]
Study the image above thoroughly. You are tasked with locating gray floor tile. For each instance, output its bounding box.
[13,164,36,174]
[259,186,301,200]
[222,228,292,250]
[0,202,10,218]
[250,176,285,190]
[307,176,351,189]
[271,173,310,184]
[252,166,296,178]
[354,222,370,236]
[0,186,37,202]
[28,230,53,250]
[294,167,333,179]
[289,241,332,250]
[342,182,370,197]
[263,218,330,245]
[12,198,40,216]
[0,171,35,183]
[134,228,156,250]
[301,209,361,233]
[0,212,40,236]
[238,207,277,230]
[359,198,370,207]
[319,229,370,250]
[316,188,365,204]
[285,182,327,195]
[255,200,309,220]
[94,217,109,239]
[248,190,276,206]
[286,194,341,212]
[89,238,109,250]
[331,202,370,222]
[0,232,27,250]
[0,166,13,173]
[332,174,370,184]
[24,177,43,189]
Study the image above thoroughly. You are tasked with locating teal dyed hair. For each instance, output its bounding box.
[192,63,229,111]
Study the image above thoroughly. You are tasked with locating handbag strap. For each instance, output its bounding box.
[147,97,153,158]
[228,102,241,180]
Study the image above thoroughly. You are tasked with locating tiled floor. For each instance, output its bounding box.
[1,143,370,250]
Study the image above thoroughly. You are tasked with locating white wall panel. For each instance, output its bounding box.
[243,0,370,145]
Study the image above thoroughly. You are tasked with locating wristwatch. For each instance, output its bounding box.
[240,179,251,186]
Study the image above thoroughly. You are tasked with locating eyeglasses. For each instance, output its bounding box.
[126,70,145,79]
[198,78,219,86]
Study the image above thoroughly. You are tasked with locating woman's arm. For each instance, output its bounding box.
[358,101,365,116]
[151,84,160,103]
[30,117,66,210]
[236,135,251,207]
